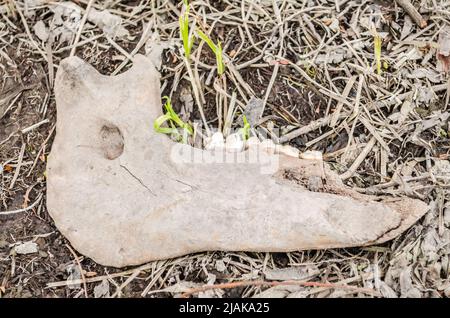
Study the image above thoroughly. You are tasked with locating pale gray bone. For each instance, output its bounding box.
[47,55,429,267]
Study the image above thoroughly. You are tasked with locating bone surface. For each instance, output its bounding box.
[47,55,429,267]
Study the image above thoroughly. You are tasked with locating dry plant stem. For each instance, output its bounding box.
[70,0,95,57]
[287,60,352,107]
[395,0,427,28]
[21,119,49,134]
[330,76,356,127]
[279,114,340,143]
[14,2,47,61]
[261,1,284,114]
[110,269,142,298]
[1,92,23,120]
[184,58,210,135]
[105,36,134,61]
[9,142,25,190]
[304,273,374,297]
[47,262,155,288]
[193,41,207,105]
[262,62,280,115]
[0,193,43,216]
[27,124,56,177]
[112,21,154,76]
[65,244,88,298]
[141,262,173,296]
[180,279,381,298]
[340,136,376,180]
[53,34,103,54]
[358,117,390,153]
[280,81,450,144]
[216,86,222,131]
[214,75,228,132]
[222,76,227,131]
[45,41,54,88]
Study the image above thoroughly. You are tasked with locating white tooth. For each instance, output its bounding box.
[225,133,245,152]
[245,136,260,150]
[260,139,276,154]
[300,150,323,161]
[276,144,300,158]
[205,132,225,151]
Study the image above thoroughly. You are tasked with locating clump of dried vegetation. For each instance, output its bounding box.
[0,0,450,298]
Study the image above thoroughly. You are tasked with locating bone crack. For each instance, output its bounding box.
[120,164,156,196]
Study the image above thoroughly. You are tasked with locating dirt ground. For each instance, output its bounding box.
[1,0,450,298]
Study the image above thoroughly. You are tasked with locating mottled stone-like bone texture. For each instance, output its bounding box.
[47,55,428,267]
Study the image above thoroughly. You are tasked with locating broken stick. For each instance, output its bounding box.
[395,0,427,29]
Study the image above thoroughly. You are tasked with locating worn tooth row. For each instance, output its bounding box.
[203,132,322,160]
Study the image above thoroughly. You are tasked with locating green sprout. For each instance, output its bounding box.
[154,96,193,142]
[239,115,251,140]
[197,30,225,76]
[179,0,195,60]
[374,33,382,75]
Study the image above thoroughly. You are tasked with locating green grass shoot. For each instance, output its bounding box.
[179,0,194,60]
[306,65,316,77]
[374,33,382,75]
[154,96,193,142]
[197,30,225,76]
[239,115,251,140]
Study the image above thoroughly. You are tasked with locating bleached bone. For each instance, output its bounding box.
[205,132,224,151]
[225,132,245,153]
[47,55,428,267]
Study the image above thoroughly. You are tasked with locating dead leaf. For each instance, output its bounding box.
[379,281,398,298]
[145,30,172,70]
[88,8,129,39]
[407,68,443,83]
[437,26,450,73]
[215,259,227,272]
[13,241,39,255]
[399,267,421,298]
[316,48,351,65]
[400,16,413,40]
[94,279,110,298]
[33,20,49,42]
[238,97,264,127]
[264,265,320,281]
